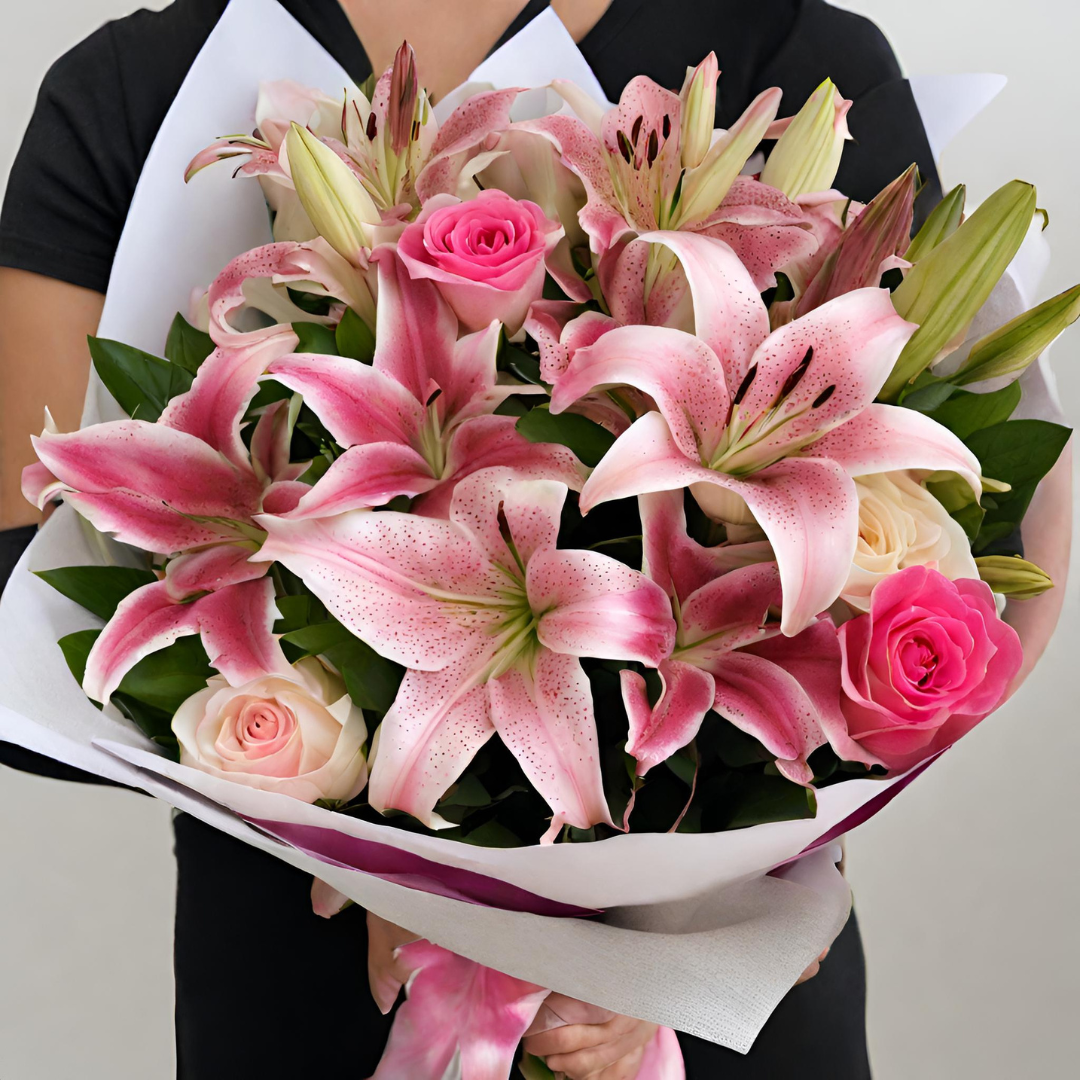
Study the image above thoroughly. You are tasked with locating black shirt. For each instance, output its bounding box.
[0,0,940,295]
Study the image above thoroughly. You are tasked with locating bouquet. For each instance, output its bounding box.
[3,5,1074,1076]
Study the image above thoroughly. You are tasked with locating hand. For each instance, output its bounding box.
[795,947,830,985]
[523,994,658,1080]
[366,911,420,1014]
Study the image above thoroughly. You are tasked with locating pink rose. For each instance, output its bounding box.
[173,658,368,803]
[834,565,1022,773]
[397,190,562,334]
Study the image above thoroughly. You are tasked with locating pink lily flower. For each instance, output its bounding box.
[548,231,983,636]
[516,59,815,287]
[621,491,844,786]
[24,337,306,700]
[258,469,677,840]
[187,44,520,220]
[264,248,584,521]
[371,940,549,1080]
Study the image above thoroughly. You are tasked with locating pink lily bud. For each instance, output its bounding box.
[679,52,719,170]
[798,164,917,315]
[388,41,420,156]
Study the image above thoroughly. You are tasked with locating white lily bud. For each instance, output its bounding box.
[285,122,381,267]
[679,53,719,170]
[759,79,852,200]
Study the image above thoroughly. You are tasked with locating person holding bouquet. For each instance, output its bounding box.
[2,2,1040,1078]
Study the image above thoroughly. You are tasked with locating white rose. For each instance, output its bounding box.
[173,657,368,803]
[842,471,979,611]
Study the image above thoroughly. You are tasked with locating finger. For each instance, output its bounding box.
[547,1023,658,1078]
[594,1044,647,1080]
[795,959,821,985]
[526,1013,643,1058]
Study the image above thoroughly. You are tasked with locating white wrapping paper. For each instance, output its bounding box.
[0,0,1058,1054]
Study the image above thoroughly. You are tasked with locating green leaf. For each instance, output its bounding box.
[88,336,194,421]
[499,343,544,385]
[723,775,817,829]
[112,693,180,755]
[519,1053,559,1080]
[164,313,215,375]
[883,180,1037,401]
[335,307,376,362]
[292,322,340,355]
[516,406,615,468]
[966,419,1071,551]
[58,629,100,687]
[35,565,157,620]
[923,382,1021,441]
[282,621,404,713]
[904,182,966,264]
[900,380,957,413]
[953,283,1080,386]
[117,637,215,714]
[273,594,318,634]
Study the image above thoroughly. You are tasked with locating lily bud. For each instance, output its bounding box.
[285,122,381,267]
[759,79,852,199]
[882,180,1037,401]
[388,41,419,156]
[975,555,1054,600]
[953,283,1080,386]
[676,86,782,228]
[904,183,966,264]
[798,164,917,315]
[679,53,719,170]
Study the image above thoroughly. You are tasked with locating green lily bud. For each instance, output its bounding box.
[881,180,1037,402]
[286,122,381,266]
[952,283,1080,386]
[679,53,719,170]
[759,79,852,200]
[904,183,966,264]
[975,555,1054,600]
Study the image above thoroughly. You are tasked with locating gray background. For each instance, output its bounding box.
[1,1,1077,1076]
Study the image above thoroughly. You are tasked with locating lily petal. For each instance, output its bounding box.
[637,231,770,390]
[265,352,425,448]
[279,443,439,519]
[368,659,497,826]
[257,510,502,671]
[371,941,547,1080]
[490,651,615,840]
[720,288,916,473]
[160,336,296,470]
[415,88,521,202]
[802,403,982,499]
[551,324,729,461]
[33,422,264,553]
[531,548,676,666]
[622,660,716,775]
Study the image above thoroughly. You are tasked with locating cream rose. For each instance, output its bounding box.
[842,471,978,611]
[173,657,368,803]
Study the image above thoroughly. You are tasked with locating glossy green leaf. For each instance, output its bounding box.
[35,565,157,620]
[516,406,615,468]
[116,637,215,713]
[164,313,216,375]
[88,336,194,421]
[923,382,1021,441]
[335,307,376,363]
[292,321,340,355]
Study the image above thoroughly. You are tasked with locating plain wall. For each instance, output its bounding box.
[1,2,1077,1077]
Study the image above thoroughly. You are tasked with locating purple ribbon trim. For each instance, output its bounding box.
[797,753,941,856]
[245,816,601,918]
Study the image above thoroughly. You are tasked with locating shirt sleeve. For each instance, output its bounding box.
[0,23,141,294]
[754,0,943,227]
